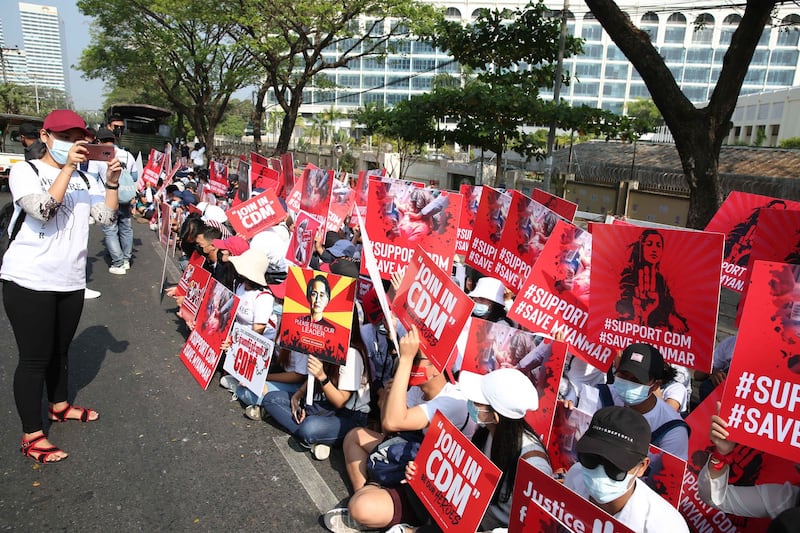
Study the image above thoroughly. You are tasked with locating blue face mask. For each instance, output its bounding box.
[613,377,651,405]
[581,465,635,504]
[48,137,73,165]
[472,303,490,317]
[467,400,491,428]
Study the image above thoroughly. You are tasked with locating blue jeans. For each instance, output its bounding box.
[103,205,133,267]
[262,392,368,446]
[236,380,301,406]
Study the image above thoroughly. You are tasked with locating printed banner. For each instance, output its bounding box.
[720,261,800,463]
[460,320,565,443]
[278,266,357,364]
[456,184,482,255]
[299,167,333,222]
[680,388,798,533]
[286,211,322,268]
[141,148,165,187]
[327,177,356,233]
[408,411,502,533]
[704,192,800,293]
[234,158,250,204]
[646,444,686,509]
[158,201,172,247]
[207,160,229,195]
[180,279,240,389]
[280,152,295,195]
[588,224,723,373]
[509,221,611,370]
[363,178,462,279]
[465,187,511,277]
[533,188,578,222]
[226,189,287,239]
[175,252,206,298]
[507,457,634,533]
[178,266,212,324]
[392,246,473,372]
[222,323,274,400]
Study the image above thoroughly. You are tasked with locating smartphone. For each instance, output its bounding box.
[84,144,115,161]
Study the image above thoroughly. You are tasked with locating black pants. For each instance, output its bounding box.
[3,281,84,433]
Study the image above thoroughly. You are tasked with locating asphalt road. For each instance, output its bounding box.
[0,196,350,531]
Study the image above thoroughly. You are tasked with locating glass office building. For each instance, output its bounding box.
[286,1,800,117]
[18,2,67,92]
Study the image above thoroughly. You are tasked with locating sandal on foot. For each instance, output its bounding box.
[49,404,99,423]
[21,435,67,464]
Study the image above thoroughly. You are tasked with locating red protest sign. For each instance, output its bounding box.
[720,261,800,463]
[508,221,613,370]
[681,388,797,533]
[175,252,206,298]
[704,192,800,293]
[299,167,333,222]
[226,189,287,239]
[363,178,462,279]
[280,152,295,195]
[180,279,240,389]
[508,457,634,533]
[408,411,502,532]
[533,188,578,222]
[546,402,593,477]
[460,319,565,443]
[178,264,212,323]
[141,148,165,187]
[278,266,356,365]
[207,160,229,195]
[587,224,723,373]
[158,201,172,246]
[326,178,356,233]
[465,187,511,277]
[392,246,473,371]
[646,444,686,509]
[456,184,482,255]
[250,161,280,193]
[286,211,322,268]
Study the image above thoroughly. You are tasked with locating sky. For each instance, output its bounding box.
[1,1,108,111]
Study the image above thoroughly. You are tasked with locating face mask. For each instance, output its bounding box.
[171,200,181,208]
[613,377,651,405]
[467,400,491,428]
[581,465,635,504]
[408,362,429,386]
[472,303,490,317]
[48,137,73,165]
[113,126,124,137]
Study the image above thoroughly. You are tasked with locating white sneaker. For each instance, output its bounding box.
[109,266,126,275]
[323,507,365,533]
[122,260,131,270]
[385,525,413,533]
[312,444,331,461]
[219,375,239,392]
[84,288,101,299]
[149,223,158,231]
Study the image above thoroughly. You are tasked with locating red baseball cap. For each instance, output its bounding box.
[43,110,90,136]
[212,236,249,256]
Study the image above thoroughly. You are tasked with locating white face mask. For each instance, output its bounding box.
[48,137,73,165]
[581,465,635,504]
[472,303,490,317]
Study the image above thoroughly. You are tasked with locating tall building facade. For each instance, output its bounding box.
[288,1,800,117]
[18,2,66,92]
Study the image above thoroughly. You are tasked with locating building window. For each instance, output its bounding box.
[777,15,800,46]
[413,41,435,54]
[639,12,659,40]
[411,76,433,90]
[573,82,599,96]
[661,46,686,63]
[684,67,709,83]
[770,49,799,66]
[606,45,627,61]
[337,74,361,88]
[686,47,712,64]
[445,7,461,19]
[603,63,629,80]
[683,86,708,103]
[582,44,603,59]
[471,8,485,19]
[412,58,437,71]
[363,58,385,70]
[743,68,766,85]
[582,13,603,41]
[386,75,409,89]
[363,75,384,88]
[664,13,687,44]
[758,28,771,46]
[601,101,624,113]
[386,92,409,105]
[766,69,795,86]
[387,58,410,71]
[719,14,741,45]
[576,62,601,78]
[692,14,715,44]
[629,83,650,98]
[602,82,626,98]
[389,39,411,54]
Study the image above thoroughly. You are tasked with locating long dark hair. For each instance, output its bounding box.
[472,416,545,503]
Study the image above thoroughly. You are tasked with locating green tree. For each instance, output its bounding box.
[228,0,441,154]
[585,0,779,228]
[77,0,254,156]
[626,98,662,129]
[216,98,253,137]
[779,137,800,149]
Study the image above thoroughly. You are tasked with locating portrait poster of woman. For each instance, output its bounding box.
[465,186,512,277]
[278,266,356,365]
[456,184,482,254]
[588,224,723,373]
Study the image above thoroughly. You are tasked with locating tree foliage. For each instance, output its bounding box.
[228,0,441,155]
[77,0,254,155]
[585,0,778,228]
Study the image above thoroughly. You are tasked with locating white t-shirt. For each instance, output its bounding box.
[484,430,553,526]
[565,465,690,533]
[337,347,371,413]
[234,284,274,329]
[284,350,309,374]
[406,382,475,438]
[1,160,106,291]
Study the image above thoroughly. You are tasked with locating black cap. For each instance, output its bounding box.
[576,406,651,471]
[96,128,116,142]
[19,123,40,138]
[617,343,664,383]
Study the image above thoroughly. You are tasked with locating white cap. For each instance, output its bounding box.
[202,205,228,224]
[468,277,506,306]
[458,369,538,419]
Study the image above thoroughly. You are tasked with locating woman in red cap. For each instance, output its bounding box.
[1,110,123,463]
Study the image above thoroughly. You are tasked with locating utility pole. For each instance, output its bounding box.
[544,0,569,193]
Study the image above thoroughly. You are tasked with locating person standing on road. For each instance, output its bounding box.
[18,122,46,161]
[1,109,122,463]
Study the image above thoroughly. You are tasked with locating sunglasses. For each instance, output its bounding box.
[578,453,629,481]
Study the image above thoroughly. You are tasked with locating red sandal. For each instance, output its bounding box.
[21,434,67,463]
[49,404,99,423]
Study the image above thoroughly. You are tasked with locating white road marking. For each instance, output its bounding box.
[273,436,339,514]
